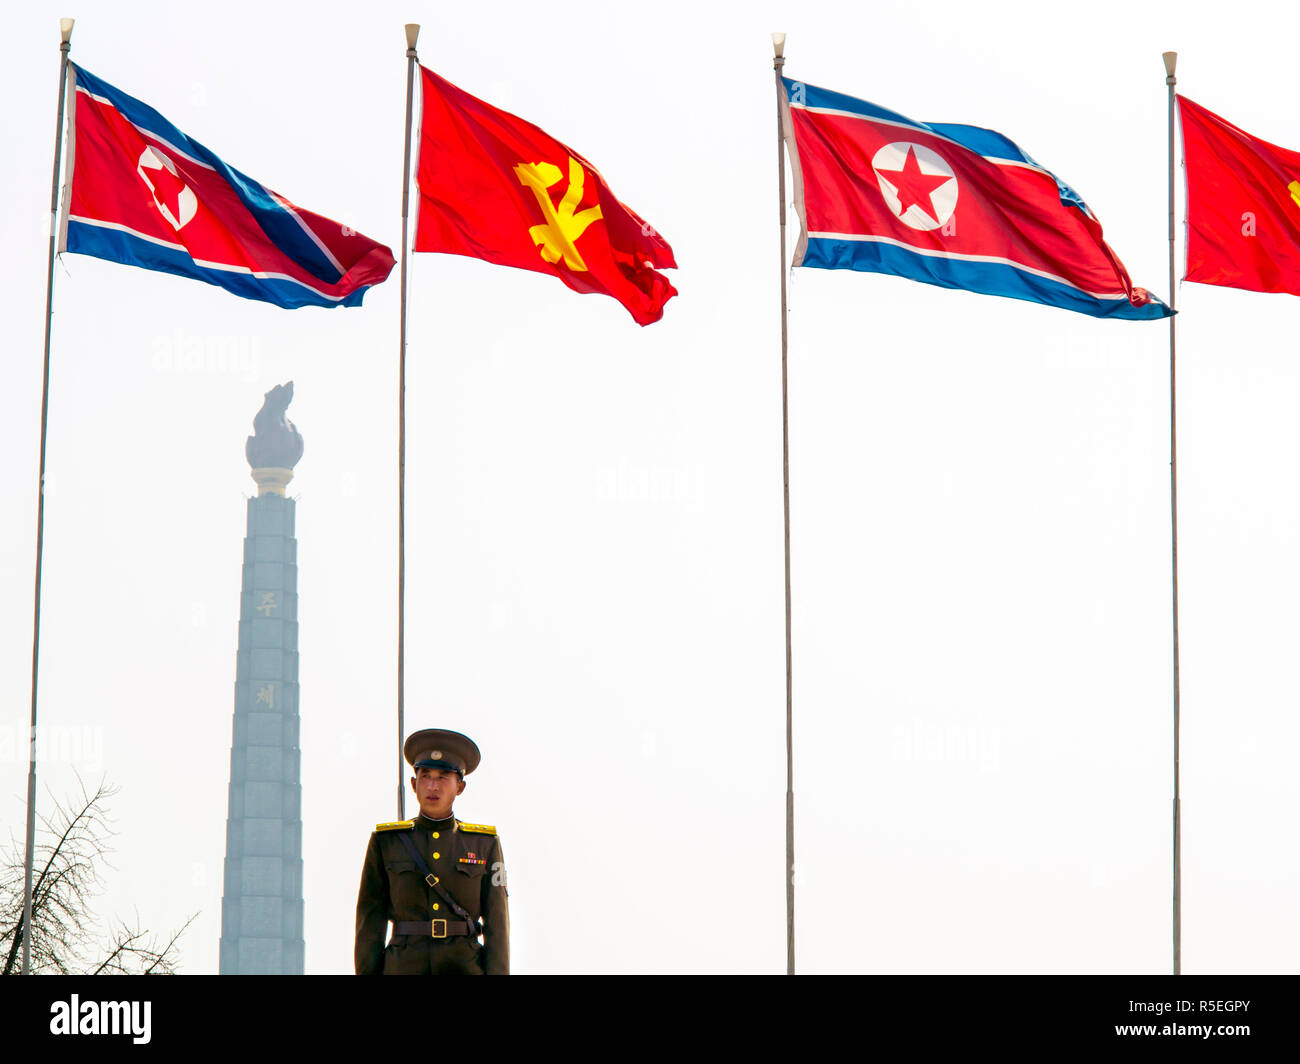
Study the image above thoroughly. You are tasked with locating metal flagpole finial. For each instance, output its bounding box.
[60,18,74,44]
[1163,51,1177,83]
[405,23,420,54]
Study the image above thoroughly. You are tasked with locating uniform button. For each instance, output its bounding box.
[433,852,440,860]
[432,832,440,839]
[433,903,440,911]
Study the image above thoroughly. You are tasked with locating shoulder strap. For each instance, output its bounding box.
[394,831,478,928]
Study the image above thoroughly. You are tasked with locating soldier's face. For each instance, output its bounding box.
[411,768,465,819]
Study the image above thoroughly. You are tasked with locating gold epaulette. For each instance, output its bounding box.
[375,819,415,832]
[457,821,497,836]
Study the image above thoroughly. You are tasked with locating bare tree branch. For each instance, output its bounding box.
[2,776,197,975]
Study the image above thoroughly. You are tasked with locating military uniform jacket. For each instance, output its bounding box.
[355,814,509,975]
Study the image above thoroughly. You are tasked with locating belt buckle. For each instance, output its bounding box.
[431,919,447,939]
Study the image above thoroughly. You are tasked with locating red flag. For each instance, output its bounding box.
[1179,95,1300,295]
[414,67,676,326]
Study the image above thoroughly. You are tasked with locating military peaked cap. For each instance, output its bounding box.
[404,728,481,776]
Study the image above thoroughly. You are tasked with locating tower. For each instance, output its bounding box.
[219,382,306,974]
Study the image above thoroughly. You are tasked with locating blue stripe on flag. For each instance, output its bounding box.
[71,64,344,285]
[65,220,371,309]
[802,236,1169,321]
[782,77,1089,214]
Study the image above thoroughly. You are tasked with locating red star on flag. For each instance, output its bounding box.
[146,162,190,225]
[876,145,952,225]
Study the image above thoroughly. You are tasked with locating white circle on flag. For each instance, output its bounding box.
[871,142,958,231]
[136,146,198,231]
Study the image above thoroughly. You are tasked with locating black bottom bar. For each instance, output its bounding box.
[4,973,1295,1050]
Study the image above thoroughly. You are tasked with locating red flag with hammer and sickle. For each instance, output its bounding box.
[414,67,677,325]
[1179,95,1300,296]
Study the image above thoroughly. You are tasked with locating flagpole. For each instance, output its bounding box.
[1162,49,1182,977]
[772,31,796,977]
[397,22,419,821]
[23,16,75,977]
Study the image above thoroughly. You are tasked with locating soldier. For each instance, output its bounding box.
[354,728,509,975]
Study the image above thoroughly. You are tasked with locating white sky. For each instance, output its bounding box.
[2,0,1298,975]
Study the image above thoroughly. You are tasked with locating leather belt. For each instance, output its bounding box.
[393,919,478,939]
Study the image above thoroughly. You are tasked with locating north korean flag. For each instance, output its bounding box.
[61,65,395,309]
[780,78,1169,320]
